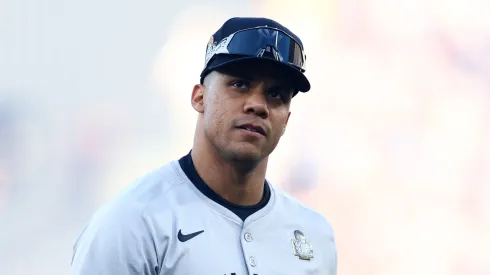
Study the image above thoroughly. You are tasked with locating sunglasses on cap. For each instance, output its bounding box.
[204,27,306,73]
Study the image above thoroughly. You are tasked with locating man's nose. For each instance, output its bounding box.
[243,86,269,119]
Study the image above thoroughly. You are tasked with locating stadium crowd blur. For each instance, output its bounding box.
[1,0,489,274]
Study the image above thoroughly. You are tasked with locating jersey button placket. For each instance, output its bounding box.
[248,256,257,267]
[242,231,257,269]
[244,232,253,242]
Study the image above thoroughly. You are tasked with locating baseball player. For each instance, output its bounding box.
[71,17,337,275]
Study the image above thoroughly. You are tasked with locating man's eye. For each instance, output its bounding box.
[268,90,282,99]
[231,80,250,89]
[269,87,293,101]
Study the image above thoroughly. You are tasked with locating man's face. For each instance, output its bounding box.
[193,62,294,163]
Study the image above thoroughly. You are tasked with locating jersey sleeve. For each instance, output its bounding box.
[70,208,159,275]
[320,217,338,275]
[331,244,338,275]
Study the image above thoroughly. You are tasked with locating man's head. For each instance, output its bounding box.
[191,17,310,165]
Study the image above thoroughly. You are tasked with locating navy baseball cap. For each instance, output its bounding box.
[200,17,311,94]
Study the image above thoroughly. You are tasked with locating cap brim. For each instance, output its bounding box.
[201,55,310,94]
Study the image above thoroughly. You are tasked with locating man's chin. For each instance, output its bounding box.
[224,145,266,164]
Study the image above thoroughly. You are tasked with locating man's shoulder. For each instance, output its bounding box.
[117,160,186,204]
[272,185,335,236]
[88,160,186,225]
[71,161,187,272]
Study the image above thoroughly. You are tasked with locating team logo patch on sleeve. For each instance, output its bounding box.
[291,230,314,260]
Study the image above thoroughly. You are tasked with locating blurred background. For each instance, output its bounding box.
[1,0,489,274]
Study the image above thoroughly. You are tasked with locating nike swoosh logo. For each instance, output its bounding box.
[178,229,204,242]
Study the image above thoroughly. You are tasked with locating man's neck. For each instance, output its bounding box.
[190,145,267,206]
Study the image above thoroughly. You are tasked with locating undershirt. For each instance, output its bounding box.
[178,151,271,221]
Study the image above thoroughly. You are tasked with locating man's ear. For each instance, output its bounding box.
[191,84,205,113]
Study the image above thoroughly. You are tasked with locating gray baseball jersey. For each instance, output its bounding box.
[71,159,337,275]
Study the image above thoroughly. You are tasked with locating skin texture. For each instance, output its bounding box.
[190,60,295,206]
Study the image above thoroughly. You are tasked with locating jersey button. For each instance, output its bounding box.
[249,256,257,267]
[244,232,253,242]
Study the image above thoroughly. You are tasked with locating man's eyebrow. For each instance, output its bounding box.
[269,82,294,91]
[224,71,292,91]
[222,70,253,80]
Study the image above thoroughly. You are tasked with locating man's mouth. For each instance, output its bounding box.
[237,124,266,136]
